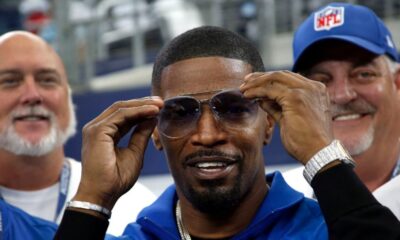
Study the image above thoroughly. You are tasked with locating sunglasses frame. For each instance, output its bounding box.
[157,89,259,139]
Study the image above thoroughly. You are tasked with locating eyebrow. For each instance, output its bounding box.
[183,89,222,97]
[35,68,62,76]
[0,68,61,77]
[181,88,238,97]
[0,69,21,75]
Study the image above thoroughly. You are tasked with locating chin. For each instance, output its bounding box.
[184,178,244,215]
[337,125,374,157]
[0,125,60,156]
[342,136,373,157]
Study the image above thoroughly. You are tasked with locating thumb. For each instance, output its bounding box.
[259,99,282,123]
[127,118,158,157]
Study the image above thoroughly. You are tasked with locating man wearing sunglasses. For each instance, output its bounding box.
[55,26,400,239]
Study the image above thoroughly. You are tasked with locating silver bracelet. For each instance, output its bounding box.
[67,200,112,219]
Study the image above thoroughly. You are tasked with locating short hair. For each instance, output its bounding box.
[151,26,265,95]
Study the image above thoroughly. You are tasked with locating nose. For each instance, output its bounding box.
[328,76,357,105]
[20,76,43,106]
[190,106,228,147]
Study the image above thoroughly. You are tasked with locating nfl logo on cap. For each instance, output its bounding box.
[292,2,399,71]
[314,6,344,31]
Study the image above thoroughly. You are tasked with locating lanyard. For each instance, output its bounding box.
[55,160,71,221]
[0,159,71,222]
[0,208,3,240]
[391,158,400,179]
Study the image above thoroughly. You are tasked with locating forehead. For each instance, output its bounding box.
[0,36,64,74]
[160,57,252,99]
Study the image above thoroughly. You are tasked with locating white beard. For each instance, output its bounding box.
[0,95,77,157]
[341,124,374,157]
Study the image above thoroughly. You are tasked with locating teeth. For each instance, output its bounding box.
[334,114,361,121]
[24,116,41,121]
[196,162,226,168]
[15,116,47,121]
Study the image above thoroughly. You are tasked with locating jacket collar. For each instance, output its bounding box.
[136,172,305,238]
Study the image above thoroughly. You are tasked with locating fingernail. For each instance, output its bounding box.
[244,73,253,80]
[150,96,162,100]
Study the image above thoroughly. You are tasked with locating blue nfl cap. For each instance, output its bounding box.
[292,2,399,71]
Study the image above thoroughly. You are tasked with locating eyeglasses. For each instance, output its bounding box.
[157,89,259,139]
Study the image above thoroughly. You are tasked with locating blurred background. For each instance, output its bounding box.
[1,0,399,195]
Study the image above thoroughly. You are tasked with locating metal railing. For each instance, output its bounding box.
[52,0,400,90]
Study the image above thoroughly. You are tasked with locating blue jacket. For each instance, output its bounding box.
[108,172,328,239]
[0,199,57,240]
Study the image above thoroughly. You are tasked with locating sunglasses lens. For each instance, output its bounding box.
[158,96,200,138]
[211,90,258,127]
[158,90,259,138]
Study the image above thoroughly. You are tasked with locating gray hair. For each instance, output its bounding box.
[384,55,400,74]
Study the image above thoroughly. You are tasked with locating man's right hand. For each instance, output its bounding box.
[74,97,164,211]
[240,71,333,165]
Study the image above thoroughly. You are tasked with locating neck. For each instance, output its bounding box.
[354,139,400,192]
[178,174,268,239]
[0,148,65,190]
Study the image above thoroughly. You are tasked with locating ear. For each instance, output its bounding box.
[263,114,275,145]
[151,127,163,151]
[395,67,400,91]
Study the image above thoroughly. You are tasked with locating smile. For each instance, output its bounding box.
[186,156,238,180]
[195,161,232,170]
[14,115,49,121]
[333,113,362,121]
[332,112,371,121]
[196,161,228,168]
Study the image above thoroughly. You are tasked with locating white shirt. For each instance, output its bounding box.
[0,182,59,222]
[0,158,156,235]
[373,174,400,220]
[283,166,400,220]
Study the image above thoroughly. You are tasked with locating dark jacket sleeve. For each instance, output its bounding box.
[54,210,109,240]
[311,163,400,240]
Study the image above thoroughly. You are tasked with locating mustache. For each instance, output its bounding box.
[330,99,376,117]
[184,149,241,163]
[11,106,55,122]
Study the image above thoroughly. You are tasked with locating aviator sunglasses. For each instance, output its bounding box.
[157,89,259,139]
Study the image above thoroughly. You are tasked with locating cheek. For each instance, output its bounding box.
[43,90,70,128]
[234,127,266,157]
[160,137,186,164]
[0,92,24,129]
[0,101,15,131]
[0,94,17,116]
[357,83,386,107]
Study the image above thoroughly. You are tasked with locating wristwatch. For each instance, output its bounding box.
[303,139,355,184]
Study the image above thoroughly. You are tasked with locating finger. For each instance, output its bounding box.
[244,82,289,123]
[240,70,313,92]
[126,118,158,164]
[113,118,158,190]
[244,72,265,81]
[242,78,291,104]
[89,97,164,126]
[257,98,282,122]
[94,105,160,145]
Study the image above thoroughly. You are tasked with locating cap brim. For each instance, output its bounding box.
[293,35,385,71]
